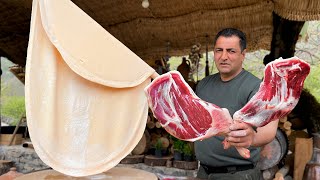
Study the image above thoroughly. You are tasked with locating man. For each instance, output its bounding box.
[195,28,279,179]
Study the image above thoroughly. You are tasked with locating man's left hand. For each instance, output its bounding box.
[226,121,256,148]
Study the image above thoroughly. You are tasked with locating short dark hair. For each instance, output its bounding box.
[213,28,247,52]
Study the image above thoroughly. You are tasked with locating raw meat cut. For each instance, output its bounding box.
[145,57,310,159]
[145,71,233,141]
[233,57,310,127]
[145,71,250,158]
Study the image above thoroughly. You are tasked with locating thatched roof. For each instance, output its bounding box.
[274,0,320,21]
[1,0,320,66]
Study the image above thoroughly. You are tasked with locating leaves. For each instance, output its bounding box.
[1,96,26,125]
[304,65,320,102]
[183,143,193,156]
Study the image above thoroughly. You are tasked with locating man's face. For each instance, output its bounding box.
[213,35,246,81]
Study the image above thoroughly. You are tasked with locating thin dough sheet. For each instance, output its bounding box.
[25,0,154,177]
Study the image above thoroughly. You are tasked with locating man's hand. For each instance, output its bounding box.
[223,119,279,158]
[226,121,256,148]
[226,118,279,148]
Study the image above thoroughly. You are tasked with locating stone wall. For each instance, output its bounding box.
[0,145,197,177]
[0,145,49,174]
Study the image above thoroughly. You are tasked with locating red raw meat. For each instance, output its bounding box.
[144,71,233,141]
[233,57,310,127]
[145,57,310,159]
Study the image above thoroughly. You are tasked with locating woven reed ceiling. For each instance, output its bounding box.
[1,0,320,66]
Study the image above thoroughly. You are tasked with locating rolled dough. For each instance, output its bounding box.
[25,0,155,177]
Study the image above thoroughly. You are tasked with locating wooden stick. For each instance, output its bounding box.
[9,116,24,146]
[160,58,166,68]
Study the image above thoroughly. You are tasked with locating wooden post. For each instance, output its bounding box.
[8,116,24,146]
[294,137,313,180]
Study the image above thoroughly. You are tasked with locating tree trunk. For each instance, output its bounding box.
[263,13,305,65]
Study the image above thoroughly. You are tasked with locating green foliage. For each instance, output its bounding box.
[170,135,185,152]
[303,65,320,102]
[1,58,26,125]
[155,138,163,150]
[1,96,26,125]
[173,139,185,153]
[183,143,193,156]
